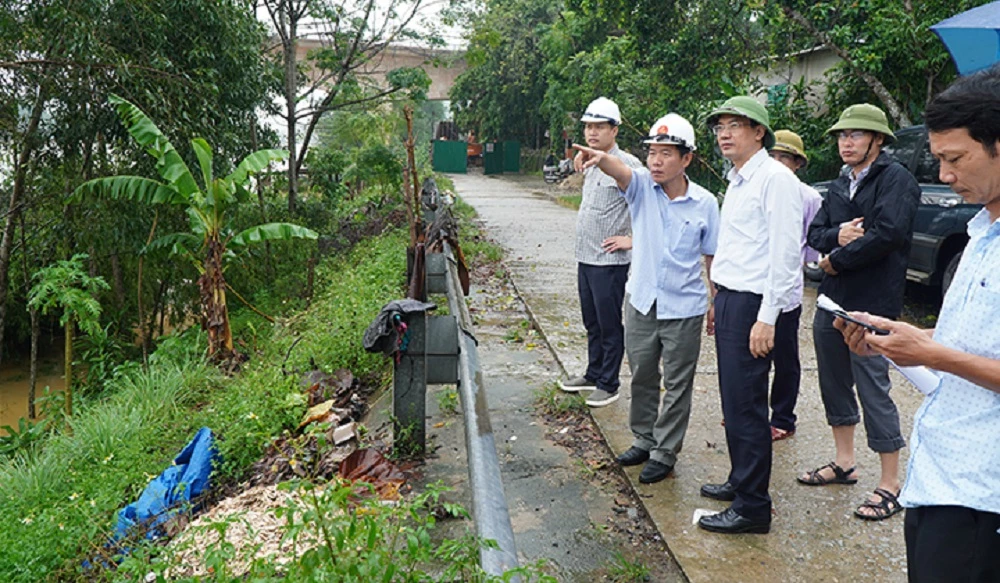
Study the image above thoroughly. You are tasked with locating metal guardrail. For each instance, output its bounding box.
[391,186,520,578]
[441,239,520,577]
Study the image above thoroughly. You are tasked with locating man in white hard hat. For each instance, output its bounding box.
[560,97,643,408]
[572,113,719,484]
[764,129,824,442]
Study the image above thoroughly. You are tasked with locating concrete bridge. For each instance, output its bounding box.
[293,39,466,101]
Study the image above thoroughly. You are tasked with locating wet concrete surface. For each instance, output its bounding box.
[406,264,685,581]
[447,171,926,583]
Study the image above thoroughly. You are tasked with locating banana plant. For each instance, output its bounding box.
[72,95,318,362]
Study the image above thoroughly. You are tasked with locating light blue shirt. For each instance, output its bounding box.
[900,208,1000,514]
[621,168,719,319]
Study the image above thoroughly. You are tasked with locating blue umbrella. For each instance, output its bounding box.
[931,1,1000,75]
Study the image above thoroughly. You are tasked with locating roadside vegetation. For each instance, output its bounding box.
[450,0,987,190]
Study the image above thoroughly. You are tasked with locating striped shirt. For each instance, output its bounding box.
[575,145,643,265]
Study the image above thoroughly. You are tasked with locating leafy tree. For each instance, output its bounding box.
[0,0,274,368]
[27,254,110,419]
[260,0,433,213]
[767,0,992,127]
[449,0,561,146]
[73,96,319,363]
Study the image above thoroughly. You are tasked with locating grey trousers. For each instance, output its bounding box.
[813,309,905,452]
[624,301,703,466]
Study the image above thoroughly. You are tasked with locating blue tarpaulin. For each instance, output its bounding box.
[114,427,218,541]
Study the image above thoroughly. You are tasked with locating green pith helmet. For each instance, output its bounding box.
[826,103,896,144]
[771,129,808,166]
[705,95,775,149]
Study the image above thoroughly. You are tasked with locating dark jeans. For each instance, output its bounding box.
[770,305,801,432]
[577,262,628,393]
[714,288,773,522]
[905,505,1000,582]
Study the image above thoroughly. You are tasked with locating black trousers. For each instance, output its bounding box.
[714,288,774,522]
[905,505,1000,583]
[577,262,628,393]
[770,305,801,432]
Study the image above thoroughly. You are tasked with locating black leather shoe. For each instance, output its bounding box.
[698,507,770,534]
[616,446,650,467]
[639,460,673,484]
[700,481,736,501]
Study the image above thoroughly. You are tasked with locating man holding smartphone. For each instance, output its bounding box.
[801,104,920,521]
[837,64,1000,582]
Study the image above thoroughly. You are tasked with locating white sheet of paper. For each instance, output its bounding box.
[817,294,941,396]
[888,360,941,396]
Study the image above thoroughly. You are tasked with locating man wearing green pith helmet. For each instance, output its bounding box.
[697,96,803,535]
[801,103,919,522]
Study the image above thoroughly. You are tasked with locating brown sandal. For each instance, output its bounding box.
[771,426,795,441]
[797,461,858,486]
[854,488,903,521]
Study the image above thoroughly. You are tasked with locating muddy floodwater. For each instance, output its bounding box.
[0,357,64,434]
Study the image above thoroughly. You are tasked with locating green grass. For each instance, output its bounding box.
[0,229,409,582]
[606,552,651,582]
[451,195,505,264]
[533,381,587,416]
[555,194,581,210]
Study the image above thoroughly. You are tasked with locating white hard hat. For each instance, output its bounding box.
[643,113,697,151]
[580,97,621,125]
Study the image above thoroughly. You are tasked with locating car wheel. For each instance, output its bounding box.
[941,251,963,298]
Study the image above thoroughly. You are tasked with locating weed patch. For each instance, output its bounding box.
[533,381,587,417]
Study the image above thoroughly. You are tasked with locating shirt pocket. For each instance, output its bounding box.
[958,269,1000,354]
[672,219,702,259]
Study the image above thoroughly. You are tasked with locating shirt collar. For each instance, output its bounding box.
[850,165,872,186]
[675,176,703,201]
[726,148,769,185]
[968,207,999,238]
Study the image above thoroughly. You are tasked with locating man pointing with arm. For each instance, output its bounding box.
[574,113,719,485]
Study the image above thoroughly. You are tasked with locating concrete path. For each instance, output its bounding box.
[448,171,926,583]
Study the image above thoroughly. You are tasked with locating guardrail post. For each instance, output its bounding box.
[393,312,427,455]
[393,311,458,455]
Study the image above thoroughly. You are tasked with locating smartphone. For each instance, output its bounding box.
[816,304,891,335]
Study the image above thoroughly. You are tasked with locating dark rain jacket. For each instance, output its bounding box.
[807,152,920,319]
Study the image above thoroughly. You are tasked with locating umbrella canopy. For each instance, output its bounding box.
[932,1,1000,76]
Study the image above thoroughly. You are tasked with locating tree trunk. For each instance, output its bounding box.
[782,5,912,127]
[110,251,125,313]
[28,307,38,419]
[64,317,73,418]
[281,7,300,214]
[19,212,39,419]
[200,237,234,361]
[0,91,46,370]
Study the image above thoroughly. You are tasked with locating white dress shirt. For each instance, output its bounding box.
[711,148,803,325]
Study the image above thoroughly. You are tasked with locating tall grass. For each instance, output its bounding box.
[0,228,408,582]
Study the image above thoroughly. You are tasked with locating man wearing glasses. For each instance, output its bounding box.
[561,97,642,407]
[697,96,802,534]
[571,113,719,484]
[799,104,919,522]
